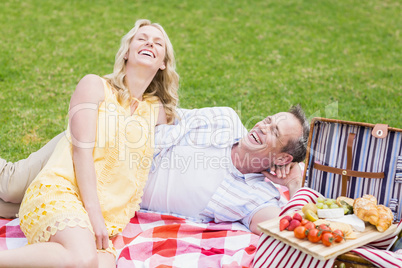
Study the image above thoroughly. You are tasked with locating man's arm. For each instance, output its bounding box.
[249,206,282,235]
[248,163,303,234]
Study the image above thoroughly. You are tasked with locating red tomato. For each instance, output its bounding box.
[333,229,345,243]
[307,228,322,243]
[322,233,334,247]
[294,226,307,239]
[304,222,315,230]
[318,224,331,233]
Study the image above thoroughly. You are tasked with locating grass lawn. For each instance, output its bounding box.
[0,0,401,161]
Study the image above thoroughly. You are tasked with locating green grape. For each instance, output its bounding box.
[330,204,339,209]
[316,203,324,209]
[323,204,329,209]
[325,199,334,206]
[317,197,325,203]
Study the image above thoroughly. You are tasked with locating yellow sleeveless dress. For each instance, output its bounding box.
[19,78,159,256]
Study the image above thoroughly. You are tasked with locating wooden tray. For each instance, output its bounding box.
[258,213,398,261]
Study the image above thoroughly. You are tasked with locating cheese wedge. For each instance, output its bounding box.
[317,208,344,219]
[329,214,366,232]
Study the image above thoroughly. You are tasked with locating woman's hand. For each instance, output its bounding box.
[88,210,109,250]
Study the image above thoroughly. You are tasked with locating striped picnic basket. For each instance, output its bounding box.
[253,118,402,268]
[304,117,402,221]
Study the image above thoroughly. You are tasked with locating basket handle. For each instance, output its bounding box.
[343,133,356,195]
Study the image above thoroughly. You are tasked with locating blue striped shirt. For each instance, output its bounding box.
[140,107,286,229]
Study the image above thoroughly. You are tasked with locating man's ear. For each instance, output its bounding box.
[274,153,293,165]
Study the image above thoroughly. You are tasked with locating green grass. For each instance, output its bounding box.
[0,0,401,161]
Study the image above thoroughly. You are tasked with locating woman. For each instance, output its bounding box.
[0,19,179,267]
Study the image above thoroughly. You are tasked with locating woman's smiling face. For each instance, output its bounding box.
[126,25,166,71]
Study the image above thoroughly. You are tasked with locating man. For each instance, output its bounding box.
[0,105,309,234]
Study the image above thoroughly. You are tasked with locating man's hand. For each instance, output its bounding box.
[262,162,303,198]
[250,164,304,234]
[270,163,291,179]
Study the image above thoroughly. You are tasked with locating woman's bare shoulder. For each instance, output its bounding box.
[73,74,105,103]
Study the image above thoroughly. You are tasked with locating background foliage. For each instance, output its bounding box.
[1,0,401,160]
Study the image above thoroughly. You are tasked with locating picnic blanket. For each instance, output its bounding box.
[0,211,258,267]
[2,187,402,267]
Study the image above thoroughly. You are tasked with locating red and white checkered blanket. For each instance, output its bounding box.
[0,212,258,267]
[2,187,402,267]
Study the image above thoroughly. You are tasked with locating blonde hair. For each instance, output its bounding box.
[104,19,179,124]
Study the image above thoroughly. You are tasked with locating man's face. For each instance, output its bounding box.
[236,112,302,172]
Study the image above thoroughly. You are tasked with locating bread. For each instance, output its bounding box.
[376,205,393,232]
[336,196,354,207]
[353,194,394,232]
[354,195,379,225]
[336,196,354,215]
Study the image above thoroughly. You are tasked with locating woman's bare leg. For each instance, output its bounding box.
[98,252,116,268]
[0,225,101,268]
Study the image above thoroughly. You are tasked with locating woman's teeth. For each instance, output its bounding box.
[139,50,154,57]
